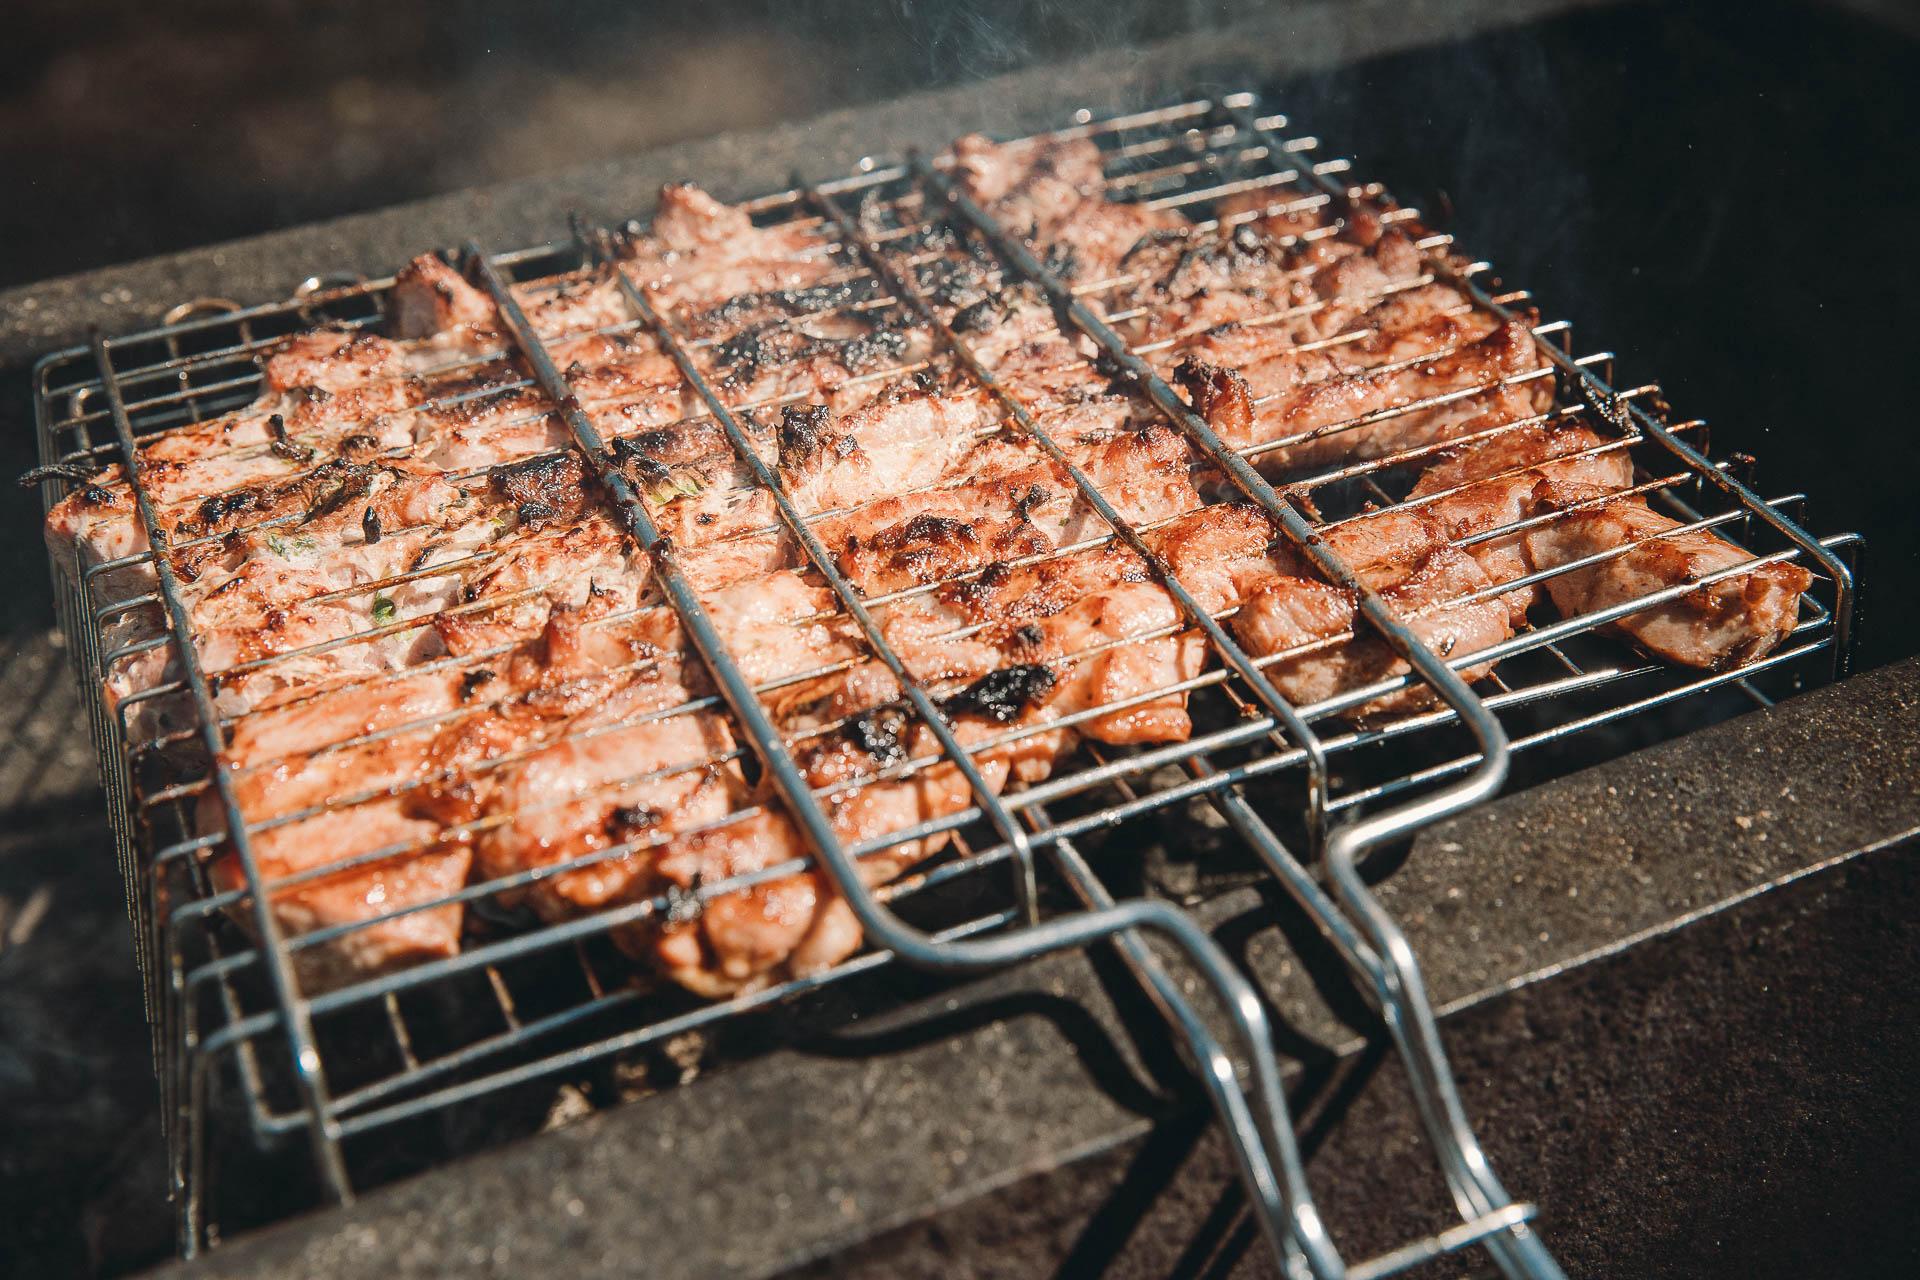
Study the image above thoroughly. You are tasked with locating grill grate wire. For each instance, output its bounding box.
[30,92,1858,1276]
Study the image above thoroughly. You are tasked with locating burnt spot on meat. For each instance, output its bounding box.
[1171,357,1254,441]
[915,255,997,309]
[605,804,662,839]
[1138,225,1282,300]
[516,500,558,530]
[840,322,913,371]
[183,486,268,536]
[711,313,913,387]
[605,435,674,490]
[1117,226,1193,268]
[693,276,880,330]
[489,451,595,526]
[336,433,381,458]
[1089,348,1134,394]
[361,506,382,544]
[1042,242,1080,281]
[709,326,774,381]
[270,437,317,464]
[858,514,981,583]
[298,460,385,525]
[888,220,958,256]
[458,668,496,701]
[775,404,843,470]
[1012,484,1050,521]
[898,513,973,544]
[844,705,911,768]
[952,295,1009,333]
[942,559,1015,613]
[942,664,1056,724]
[1010,622,1046,653]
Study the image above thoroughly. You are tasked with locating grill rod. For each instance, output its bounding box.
[85,333,356,1208]
[913,140,1562,1279]
[468,242,1345,1278]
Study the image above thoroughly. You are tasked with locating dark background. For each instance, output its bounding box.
[0,0,1242,290]
[0,1,1916,1276]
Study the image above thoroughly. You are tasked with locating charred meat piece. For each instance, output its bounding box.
[950,133,1186,281]
[1152,504,1512,716]
[1406,419,1636,622]
[1174,313,1553,475]
[1522,482,1812,669]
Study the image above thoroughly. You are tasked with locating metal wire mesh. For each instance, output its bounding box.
[31,91,1856,1275]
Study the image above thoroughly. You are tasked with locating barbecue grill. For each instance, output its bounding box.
[25,73,1866,1279]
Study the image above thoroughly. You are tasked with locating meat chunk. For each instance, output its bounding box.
[1153,505,1512,716]
[1407,419,1636,622]
[950,133,1185,281]
[619,182,841,311]
[1522,483,1812,669]
[1175,314,1553,475]
[211,605,698,988]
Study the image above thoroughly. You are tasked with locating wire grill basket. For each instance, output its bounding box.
[30,92,1856,1277]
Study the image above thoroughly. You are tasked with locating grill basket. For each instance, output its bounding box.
[30,92,1858,1277]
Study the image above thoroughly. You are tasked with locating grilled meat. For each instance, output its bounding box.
[1406,418,1635,622]
[1153,504,1512,716]
[50,128,1816,1001]
[1171,313,1552,475]
[1522,482,1813,668]
[950,133,1186,282]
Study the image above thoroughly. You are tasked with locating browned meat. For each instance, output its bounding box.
[1406,419,1636,622]
[1153,504,1512,715]
[1173,313,1553,475]
[616,543,1208,995]
[45,275,674,585]
[55,129,1811,1005]
[693,305,931,406]
[210,606,698,988]
[1522,482,1812,669]
[814,425,1200,594]
[950,133,1185,281]
[100,451,641,741]
[619,183,841,312]
[1113,223,1446,349]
